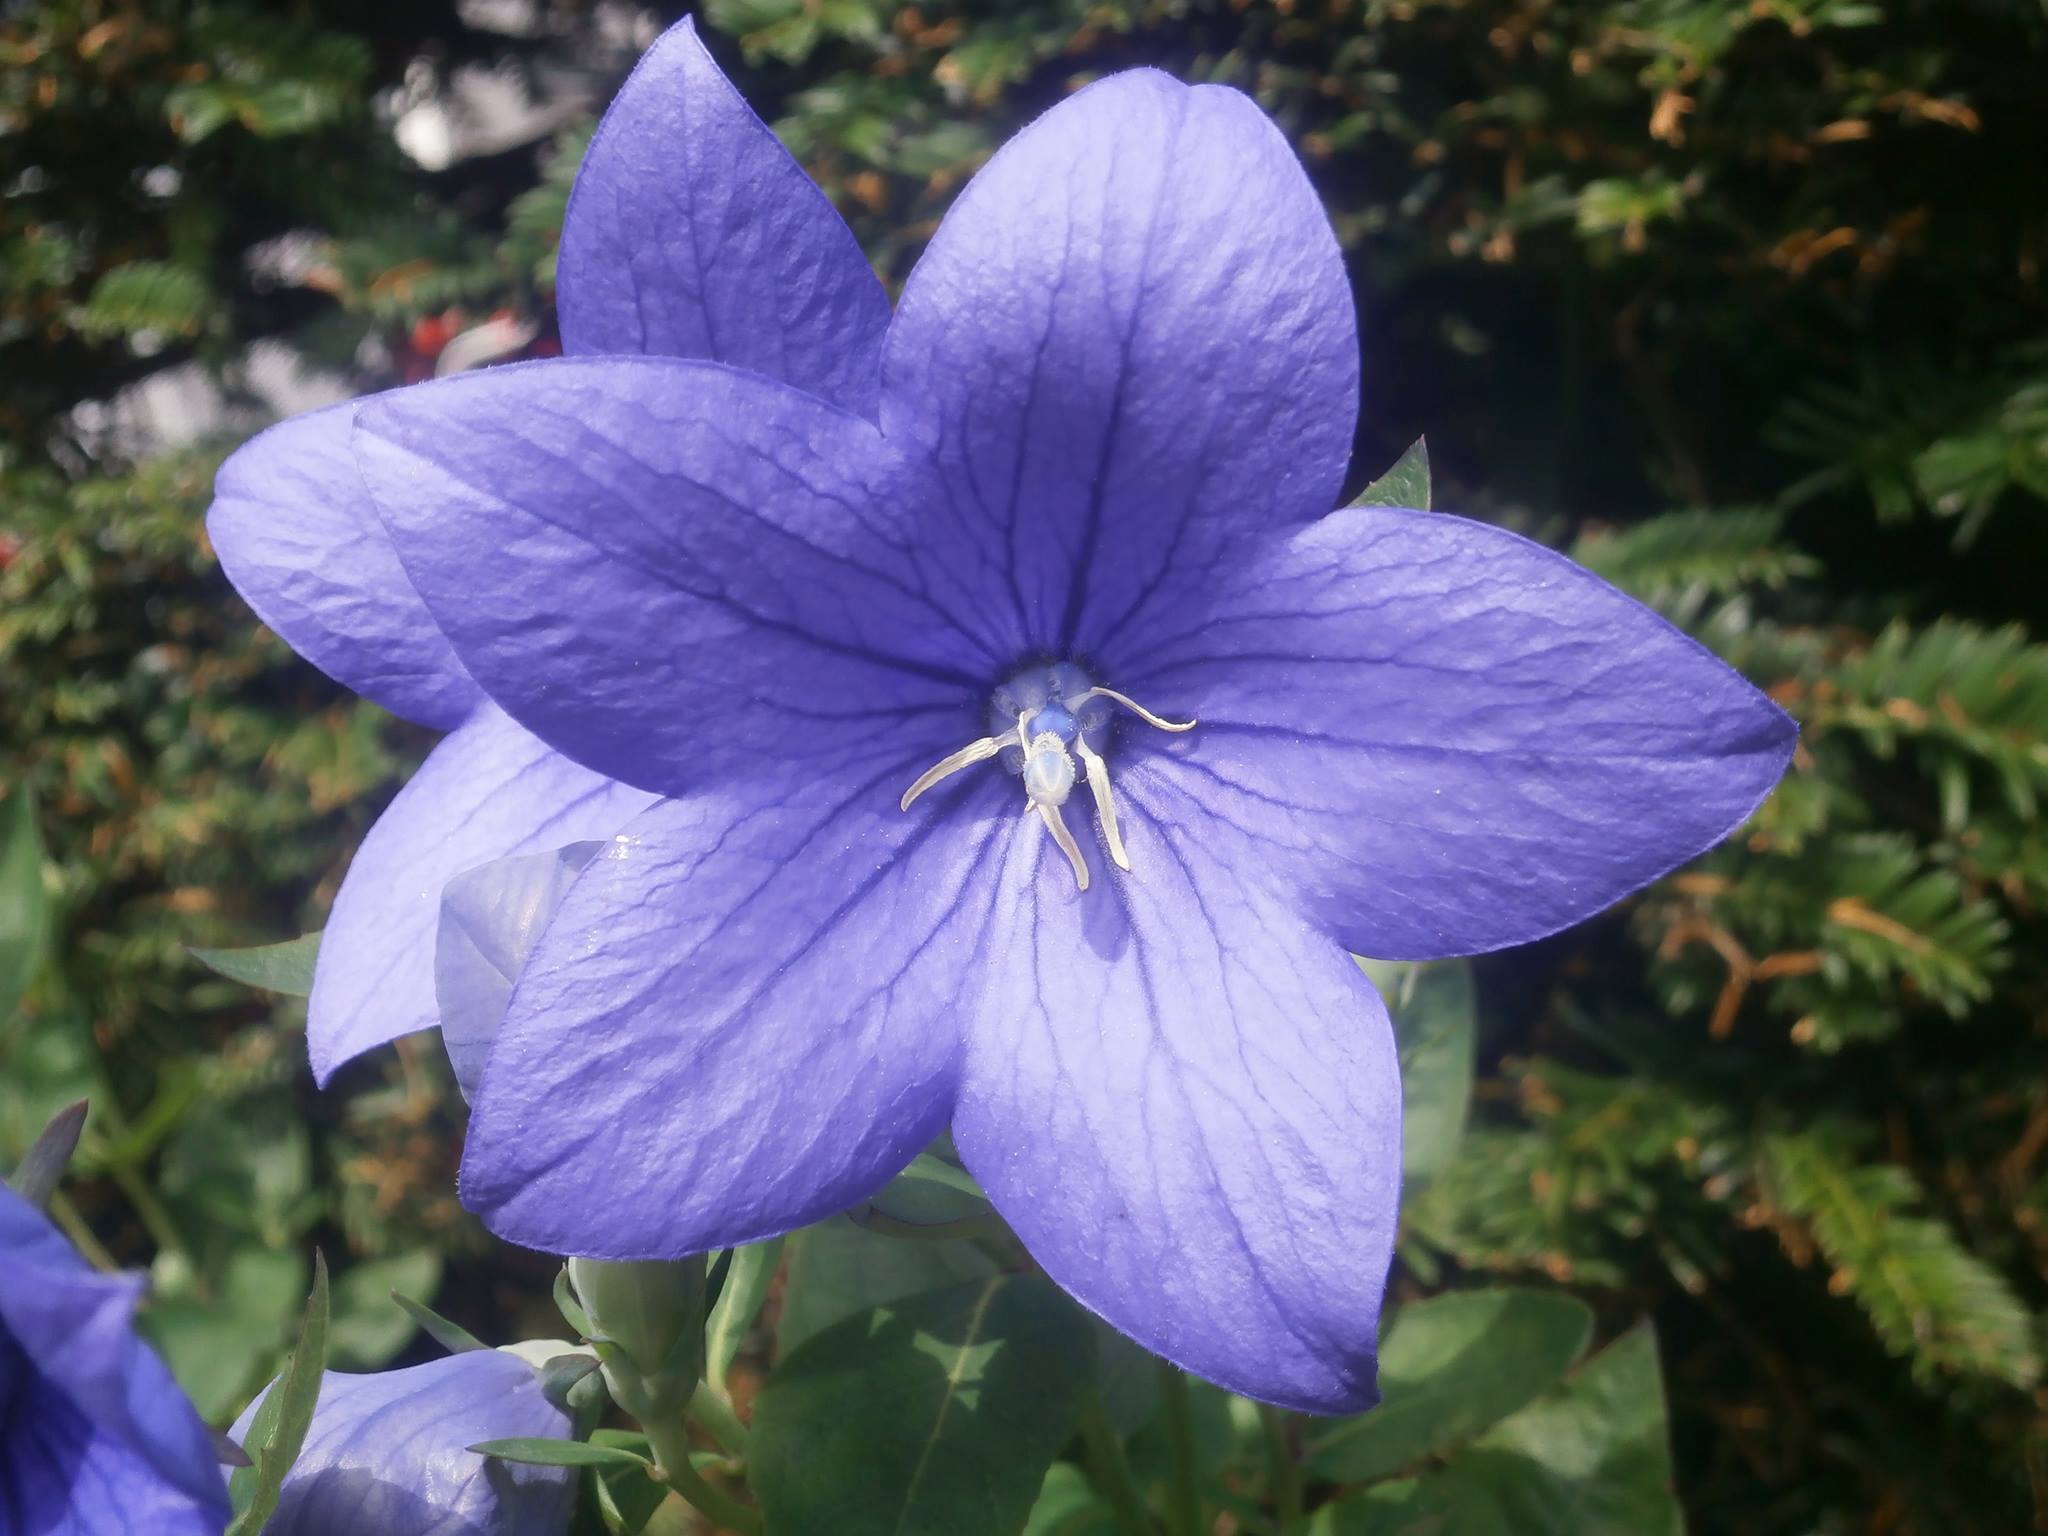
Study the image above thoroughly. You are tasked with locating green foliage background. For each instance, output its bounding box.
[3,0,2044,1530]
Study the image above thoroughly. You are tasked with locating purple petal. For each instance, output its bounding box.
[0,1186,229,1532]
[951,767,1399,1413]
[558,18,889,416]
[308,704,654,1085]
[435,842,605,1101]
[459,771,1009,1258]
[1119,506,1798,958]
[355,356,990,799]
[229,1353,573,1536]
[881,70,1358,662]
[207,402,484,730]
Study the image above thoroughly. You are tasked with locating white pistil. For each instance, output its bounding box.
[897,675,1194,893]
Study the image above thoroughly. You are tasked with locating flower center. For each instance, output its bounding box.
[899,662,1194,890]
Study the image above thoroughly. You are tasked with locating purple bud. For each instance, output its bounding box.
[229,1351,575,1536]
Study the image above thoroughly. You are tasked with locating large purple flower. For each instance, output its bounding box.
[0,1183,230,1534]
[208,22,1793,1412]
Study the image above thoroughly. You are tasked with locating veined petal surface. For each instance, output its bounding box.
[308,704,655,1084]
[1118,505,1798,958]
[207,401,483,730]
[558,17,889,415]
[459,768,1011,1258]
[356,357,992,800]
[882,70,1358,663]
[952,764,1400,1414]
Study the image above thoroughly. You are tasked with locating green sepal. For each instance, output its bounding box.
[226,1251,331,1534]
[471,1436,653,1470]
[1348,437,1431,510]
[8,1097,87,1209]
[189,931,322,997]
[704,1237,783,1396]
[554,1262,595,1338]
[390,1289,489,1355]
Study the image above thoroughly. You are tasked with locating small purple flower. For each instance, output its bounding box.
[229,1351,575,1536]
[208,22,1792,1412]
[0,1183,230,1534]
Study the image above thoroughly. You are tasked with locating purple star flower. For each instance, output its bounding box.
[228,1351,576,1536]
[207,22,1792,1412]
[0,1183,231,1534]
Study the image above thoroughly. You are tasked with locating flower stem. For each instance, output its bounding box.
[689,1378,749,1456]
[1258,1402,1302,1526]
[1158,1362,1203,1536]
[1078,1389,1154,1536]
[46,1191,119,1271]
[643,1415,761,1534]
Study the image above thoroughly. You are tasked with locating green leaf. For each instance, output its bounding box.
[704,1237,783,1394]
[188,932,322,996]
[0,1007,101,1171]
[776,1212,996,1356]
[144,1246,305,1422]
[7,1098,87,1208]
[1307,1289,1594,1483]
[390,1290,489,1356]
[227,1252,331,1534]
[1023,1462,1117,1536]
[158,1090,316,1247]
[75,260,209,339]
[866,1149,993,1225]
[472,1437,653,1469]
[1313,1324,1682,1536]
[1360,959,1477,1187]
[0,786,51,1022]
[1760,1130,2042,1386]
[586,1430,679,1535]
[328,1249,442,1369]
[1350,438,1431,510]
[750,1274,1096,1536]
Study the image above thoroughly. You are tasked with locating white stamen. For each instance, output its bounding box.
[1034,801,1090,891]
[895,669,1192,893]
[900,729,1016,812]
[1080,685,1196,734]
[1075,740,1129,871]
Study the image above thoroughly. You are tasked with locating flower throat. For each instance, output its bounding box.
[898,662,1194,891]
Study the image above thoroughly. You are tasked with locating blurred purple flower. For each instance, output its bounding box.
[208,20,1793,1411]
[229,1351,574,1536]
[0,1183,229,1534]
